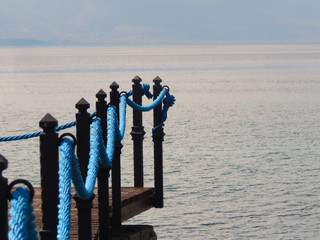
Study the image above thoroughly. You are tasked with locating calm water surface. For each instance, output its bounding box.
[1,44,320,239]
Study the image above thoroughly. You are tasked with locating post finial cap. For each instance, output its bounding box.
[39,113,58,129]
[96,89,107,100]
[76,98,90,110]
[153,76,162,84]
[132,76,142,83]
[110,81,119,90]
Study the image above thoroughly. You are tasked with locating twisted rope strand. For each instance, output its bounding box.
[126,87,168,111]
[9,187,38,240]
[57,138,73,240]
[0,113,96,142]
[0,121,76,142]
[0,131,43,142]
[117,95,127,140]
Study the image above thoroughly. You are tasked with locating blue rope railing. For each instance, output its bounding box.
[57,102,125,239]
[126,86,175,130]
[56,85,174,239]
[0,121,78,142]
[6,82,175,240]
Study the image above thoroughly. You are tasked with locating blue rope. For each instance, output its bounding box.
[117,95,127,140]
[56,120,76,131]
[141,83,153,99]
[57,138,72,240]
[9,187,38,240]
[57,106,121,239]
[127,83,153,99]
[125,86,175,131]
[100,106,117,166]
[0,112,98,142]
[0,131,43,142]
[0,120,76,142]
[152,93,176,131]
[58,115,117,202]
[126,88,168,112]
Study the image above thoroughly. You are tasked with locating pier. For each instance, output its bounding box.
[0,76,175,240]
[29,187,156,239]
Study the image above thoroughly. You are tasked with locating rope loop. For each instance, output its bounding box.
[8,179,35,203]
[58,133,77,148]
[163,85,170,92]
[119,91,128,97]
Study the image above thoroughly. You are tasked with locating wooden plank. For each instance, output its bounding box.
[9,187,155,239]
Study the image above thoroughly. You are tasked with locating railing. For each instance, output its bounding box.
[1,154,36,240]
[0,76,175,240]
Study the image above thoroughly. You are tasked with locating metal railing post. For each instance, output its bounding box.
[0,154,8,240]
[152,77,165,208]
[96,89,110,240]
[74,98,94,240]
[110,82,122,229]
[39,113,59,239]
[130,76,145,187]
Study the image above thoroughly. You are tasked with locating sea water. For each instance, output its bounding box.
[0,44,320,239]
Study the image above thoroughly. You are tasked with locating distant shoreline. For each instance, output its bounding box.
[1,38,320,47]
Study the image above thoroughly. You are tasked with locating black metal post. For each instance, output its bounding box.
[0,154,8,240]
[152,77,165,208]
[74,98,94,240]
[76,98,91,180]
[39,113,59,239]
[130,76,145,187]
[110,82,122,229]
[96,89,110,240]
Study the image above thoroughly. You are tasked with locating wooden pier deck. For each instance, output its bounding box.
[10,187,155,239]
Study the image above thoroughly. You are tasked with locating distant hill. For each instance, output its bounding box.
[0,38,88,46]
[0,38,53,46]
[0,38,173,47]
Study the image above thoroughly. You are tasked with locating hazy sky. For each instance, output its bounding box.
[1,0,320,44]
